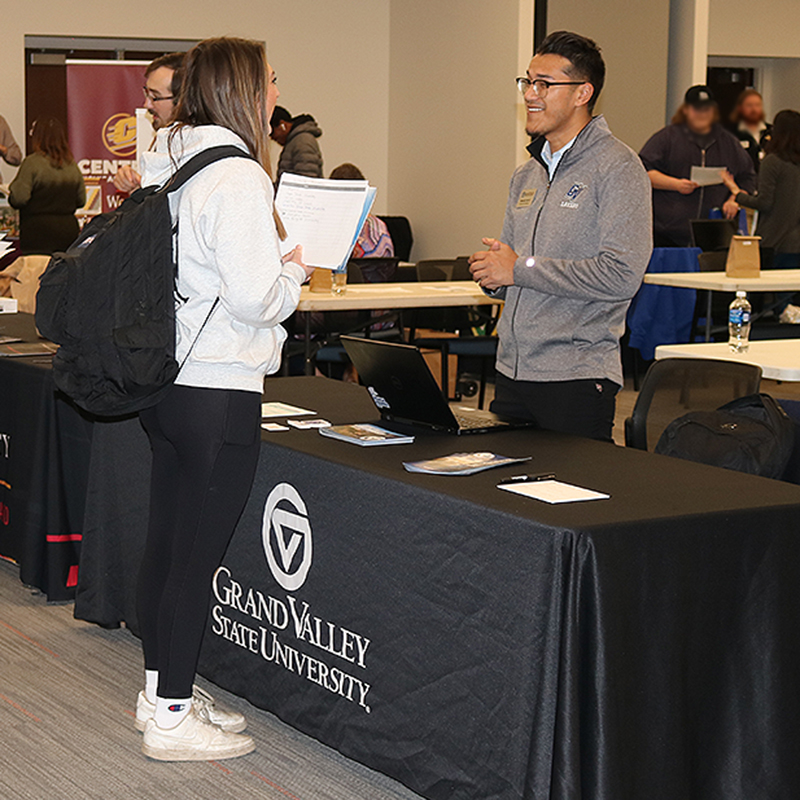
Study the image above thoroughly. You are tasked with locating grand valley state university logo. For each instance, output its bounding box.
[262,483,312,591]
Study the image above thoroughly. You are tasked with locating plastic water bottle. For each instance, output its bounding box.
[728,291,752,353]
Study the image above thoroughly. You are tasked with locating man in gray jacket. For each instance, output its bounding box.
[470,31,652,441]
[270,106,324,182]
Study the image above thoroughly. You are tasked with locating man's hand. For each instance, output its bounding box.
[468,238,518,292]
[723,197,740,219]
[675,178,699,195]
[113,166,142,193]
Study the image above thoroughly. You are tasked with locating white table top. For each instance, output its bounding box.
[297,280,502,311]
[655,339,800,381]
[643,269,800,292]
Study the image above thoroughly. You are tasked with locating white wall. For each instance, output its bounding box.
[0,0,391,210]
[548,0,672,150]
[387,0,524,260]
[708,0,800,59]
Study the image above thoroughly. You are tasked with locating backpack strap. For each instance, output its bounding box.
[162,145,255,194]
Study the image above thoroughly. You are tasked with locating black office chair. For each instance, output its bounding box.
[625,357,762,451]
[377,216,413,262]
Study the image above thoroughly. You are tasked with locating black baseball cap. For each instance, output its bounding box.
[685,85,715,107]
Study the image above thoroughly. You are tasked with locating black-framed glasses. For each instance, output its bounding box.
[143,86,174,103]
[516,77,584,98]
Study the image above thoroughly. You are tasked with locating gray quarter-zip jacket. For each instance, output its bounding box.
[494,115,652,388]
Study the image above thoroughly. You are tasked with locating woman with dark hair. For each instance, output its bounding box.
[722,109,800,256]
[134,36,313,761]
[8,117,85,254]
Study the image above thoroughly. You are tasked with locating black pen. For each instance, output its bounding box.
[498,472,556,485]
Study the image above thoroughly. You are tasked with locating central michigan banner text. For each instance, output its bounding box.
[66,62,146,214]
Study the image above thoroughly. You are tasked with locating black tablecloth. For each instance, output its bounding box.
[0,314,92,599]
[72,376,800,800]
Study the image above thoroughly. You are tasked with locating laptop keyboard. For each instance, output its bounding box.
[454,414,505,430]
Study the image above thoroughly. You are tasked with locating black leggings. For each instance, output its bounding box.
[137,384,261,698]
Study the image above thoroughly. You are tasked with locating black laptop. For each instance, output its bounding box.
[341,336,531,435]
[690,219,738,252]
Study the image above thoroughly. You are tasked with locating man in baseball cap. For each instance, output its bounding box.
[639,84,755,247]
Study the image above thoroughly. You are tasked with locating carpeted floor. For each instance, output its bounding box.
[0,558,423,800]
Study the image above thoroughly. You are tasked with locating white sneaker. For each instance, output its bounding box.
[142,708,255,761]
[135,686,247,733]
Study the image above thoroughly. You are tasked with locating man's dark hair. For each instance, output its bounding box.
[536,31,605,112]
[145,52,185,100]
[270,106,292,128]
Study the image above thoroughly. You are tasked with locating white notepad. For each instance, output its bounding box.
[261,402,315,418]
[498,480,609,504]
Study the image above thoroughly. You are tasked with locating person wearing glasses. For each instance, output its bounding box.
[113,52,184,193]
[469,31,651,442]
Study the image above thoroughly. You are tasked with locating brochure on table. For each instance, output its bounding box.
[275,174,376,271]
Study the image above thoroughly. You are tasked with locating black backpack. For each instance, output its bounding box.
[36,145,250,417]
[654,393,795,479]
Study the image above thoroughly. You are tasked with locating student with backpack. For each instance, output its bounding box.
[129,37,313,761]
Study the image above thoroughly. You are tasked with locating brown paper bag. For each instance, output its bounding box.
[725,235,761,278]
[309,268,333,292]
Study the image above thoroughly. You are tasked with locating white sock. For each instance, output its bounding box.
[154,696,192,729]
[144,670,159,705]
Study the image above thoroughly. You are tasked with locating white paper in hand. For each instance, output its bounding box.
[275,174,375,269]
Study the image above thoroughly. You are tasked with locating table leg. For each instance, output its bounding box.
[304,312,314,375]
[705,292,713,342]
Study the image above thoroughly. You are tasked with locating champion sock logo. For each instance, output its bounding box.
[168,703,186,713]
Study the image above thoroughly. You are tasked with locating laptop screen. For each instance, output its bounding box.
[341,337,457,431]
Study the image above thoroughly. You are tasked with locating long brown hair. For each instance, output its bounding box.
[31,117,74,168]
[671,104,719,126]
[170,37,285,237]
[766,109,800,165]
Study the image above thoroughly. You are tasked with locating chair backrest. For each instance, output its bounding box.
[0,255,51,315]
[625,357,763,451]
[698,251,727,272]
[416,259,457,282]
[377,216,413,261]
[348,257,399,283]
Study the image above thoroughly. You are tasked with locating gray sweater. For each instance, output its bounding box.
[277,117,323,181]
[495,115,652,388]
[736,153,800,254]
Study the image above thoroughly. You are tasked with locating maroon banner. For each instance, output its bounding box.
[66,62,146,214]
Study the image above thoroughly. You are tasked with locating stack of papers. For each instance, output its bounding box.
[404,452,531,476]
[276,174,376,270]
[0,235,15,260]
[320,424,414,447]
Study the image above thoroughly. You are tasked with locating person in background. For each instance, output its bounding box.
[640,85,756,247]
[722,109,800,320]
[269,105,323,181]
[113,52,185,193]
[0,114,22,184]
[9,117,85,255]
[729,88,772,172]
[132,36,312,763]
[329,163,394,258]
[469,31,652,441]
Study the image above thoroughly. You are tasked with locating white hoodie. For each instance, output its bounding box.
[140,124,305,393]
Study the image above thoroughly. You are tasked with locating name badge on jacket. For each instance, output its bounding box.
[516,189,537,209]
